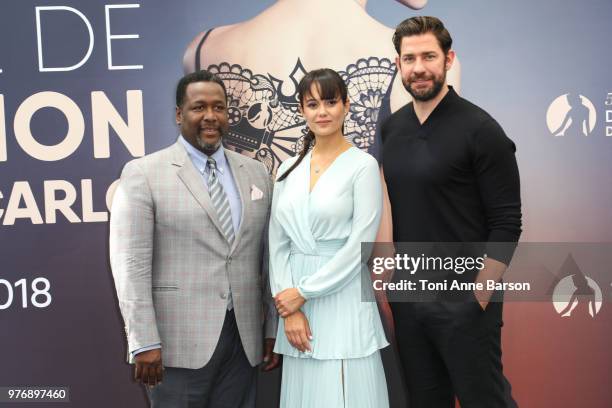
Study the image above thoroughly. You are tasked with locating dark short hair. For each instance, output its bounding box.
[297,68,348,107]
[175,70,227,107]
[392,16,452,55]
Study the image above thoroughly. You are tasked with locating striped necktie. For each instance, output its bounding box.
[206,157,235,245]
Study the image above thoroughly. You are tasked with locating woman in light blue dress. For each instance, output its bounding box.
[269,68,389,407]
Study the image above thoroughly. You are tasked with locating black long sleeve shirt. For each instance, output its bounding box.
[381,87,522,264]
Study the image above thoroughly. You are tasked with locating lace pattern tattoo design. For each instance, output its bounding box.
[207,57,396,174]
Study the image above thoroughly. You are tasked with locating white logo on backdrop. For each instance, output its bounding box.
[552,274,602,318]
[546,93,596,136]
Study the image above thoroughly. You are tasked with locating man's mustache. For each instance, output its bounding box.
[409,73,434,82]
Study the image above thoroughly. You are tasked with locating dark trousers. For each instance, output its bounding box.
[147,310,256,408]
[392,300,518,408]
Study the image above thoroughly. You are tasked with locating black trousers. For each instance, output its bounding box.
[392,300,517,408]
[147,310,256,408]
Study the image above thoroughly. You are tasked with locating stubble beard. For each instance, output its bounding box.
[196,131,224,156]
[404,70,446,102]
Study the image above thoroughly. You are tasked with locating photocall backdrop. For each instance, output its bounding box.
[0,0,610,407]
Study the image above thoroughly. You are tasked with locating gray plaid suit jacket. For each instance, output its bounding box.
[110,140,277,369]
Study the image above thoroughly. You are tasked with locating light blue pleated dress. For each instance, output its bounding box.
[269,147,389,408]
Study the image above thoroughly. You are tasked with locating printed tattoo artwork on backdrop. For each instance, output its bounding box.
[183,0,460,175]
[202,55,396,174]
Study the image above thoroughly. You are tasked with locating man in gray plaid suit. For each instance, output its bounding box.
[110,70,279,407]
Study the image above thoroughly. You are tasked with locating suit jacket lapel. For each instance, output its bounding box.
[225,149,249,254]
[172,142,226,237]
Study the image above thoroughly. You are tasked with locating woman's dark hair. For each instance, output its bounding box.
[276,68,348,182]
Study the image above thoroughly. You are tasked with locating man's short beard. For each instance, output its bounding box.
[196,132,224,155]
[404,72,446,102]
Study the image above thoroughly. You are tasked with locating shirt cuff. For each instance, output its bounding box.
[131,343,161,359]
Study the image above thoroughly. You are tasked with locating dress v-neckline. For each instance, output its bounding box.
[308,146,354,194]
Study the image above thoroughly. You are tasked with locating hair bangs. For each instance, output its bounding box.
[298,68,348,105]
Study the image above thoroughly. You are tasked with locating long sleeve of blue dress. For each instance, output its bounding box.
[269,159,296,297]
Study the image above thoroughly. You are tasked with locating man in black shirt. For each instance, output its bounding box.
[382,16,521,408]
